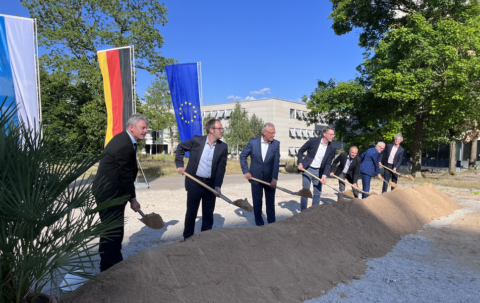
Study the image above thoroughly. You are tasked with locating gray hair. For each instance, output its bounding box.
[377,141,386,148]
[262,122,275,131]
[394,133,404,141]
[127,113,149,127]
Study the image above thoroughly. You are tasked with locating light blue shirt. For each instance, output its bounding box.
[196,137,216,178]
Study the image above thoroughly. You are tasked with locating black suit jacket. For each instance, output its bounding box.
[175,135,228,190]
[93,131,138,201]
[297,137,336,177]
[382,144,405,170]
[331,152,361,184]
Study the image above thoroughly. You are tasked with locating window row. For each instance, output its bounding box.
[289,147,300,156]
[290,109,308,120]
[289,128,314,138]
[203,108,245,119]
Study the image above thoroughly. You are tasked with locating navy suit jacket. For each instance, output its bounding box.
[381,144,405,170]
[297,137,336,177]
[175,135,228,190]
[360,147,382,177]
[240,137,280,184]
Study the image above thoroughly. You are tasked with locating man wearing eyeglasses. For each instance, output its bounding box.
[175,119,228,240]
[240,123,281,226]
[297,126,337,211]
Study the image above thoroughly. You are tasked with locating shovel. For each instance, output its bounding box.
[138,210,165,229]
[330,174,378,196]
[380,164,415,181]
[378,175,399,188]
[185,172,253,212]
[302,169,354,198]
[249,177,313,198]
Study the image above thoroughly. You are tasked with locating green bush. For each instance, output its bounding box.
[0,98,125,302]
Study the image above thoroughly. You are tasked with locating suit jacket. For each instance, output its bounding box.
[175,135,228,190]
[239,137,280,184]
[93,131,138,201]
[331,152,361,184]
[297,137,336,177]
[382,144,405,170]
[359,147,381,177]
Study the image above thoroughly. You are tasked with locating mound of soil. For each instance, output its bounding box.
[65,183,460,302]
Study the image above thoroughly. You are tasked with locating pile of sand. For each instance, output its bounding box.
[65,183,461,302]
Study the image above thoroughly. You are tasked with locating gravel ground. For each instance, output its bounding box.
[307,196,480,303]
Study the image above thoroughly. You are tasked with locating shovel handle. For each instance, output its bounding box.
[330,174,368,194]
[138,210,145,217]
[250,177,271,186]
[380,164,401,176]
[250,177,295,195]
[302,169,344,195]
[184,172,233,204]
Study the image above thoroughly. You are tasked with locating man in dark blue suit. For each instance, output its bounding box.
[359,142,385,199]
[297,126,336,211]
[175,119,229,240]
[380,134,405,193]
[240,123,280,226]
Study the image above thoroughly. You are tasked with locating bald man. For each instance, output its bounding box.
[330,146,361,198]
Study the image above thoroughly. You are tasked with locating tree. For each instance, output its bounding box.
[224,102,253,155]
[364,12,480,177]
[250,114,264,137]
[22,0,175,153]
[141,76,177,154]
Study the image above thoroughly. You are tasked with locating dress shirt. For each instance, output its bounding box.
[342,156,352,174]
[261,138,271,162]
[196,137,216,178]
[310,141,328,168]
[388,146,399,164]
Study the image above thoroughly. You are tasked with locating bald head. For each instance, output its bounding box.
[349,146,358,158]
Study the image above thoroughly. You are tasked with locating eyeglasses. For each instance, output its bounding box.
[213,128,224,131]
[265,131,276,135]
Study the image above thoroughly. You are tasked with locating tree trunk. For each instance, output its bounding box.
[449,141,456,174]
[169,126,174,155]
[469,137,478,170]
[411,115,424,178]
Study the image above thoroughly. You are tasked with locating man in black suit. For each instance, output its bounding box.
[297,126,336,211]
[330,146,361,198]
[175,119,228,240]
[93,113,148,272]
[380,134,405,193]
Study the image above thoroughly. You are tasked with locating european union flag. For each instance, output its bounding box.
[165,63,203,157]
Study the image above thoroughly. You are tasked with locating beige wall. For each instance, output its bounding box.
[201,98,338,159]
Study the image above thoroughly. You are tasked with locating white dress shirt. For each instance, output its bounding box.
[388,146,399,164]
[310,141,328,168]
[342,156,352,174]
[196,137,216,178]
[261,137,271,162]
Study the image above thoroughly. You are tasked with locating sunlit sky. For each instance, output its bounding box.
[2,1,364,105]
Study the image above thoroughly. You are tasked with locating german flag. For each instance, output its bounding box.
[98,47,133,146]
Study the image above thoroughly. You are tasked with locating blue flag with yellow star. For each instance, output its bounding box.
[166,63,203,157]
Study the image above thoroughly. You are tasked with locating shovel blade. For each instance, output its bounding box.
[233,198,253,212]
[139,212,165,229]
[295,188,313,198]
[389,182,399,188]
[405,175,415,181]
[369,191,379,195]
[342,190,355,198]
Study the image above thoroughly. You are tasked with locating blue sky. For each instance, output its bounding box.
[2,1,364,105]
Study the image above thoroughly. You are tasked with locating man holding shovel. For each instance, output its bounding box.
[240,123,281,226]
[93,114,148,272]
[297,126,336,211]
[380,134,405,193]
[330,146,361,198]
[176,119,228,240]
[359,142,385,199]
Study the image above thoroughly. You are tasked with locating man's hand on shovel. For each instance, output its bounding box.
[270,178,277,188]
[129,198,141,212]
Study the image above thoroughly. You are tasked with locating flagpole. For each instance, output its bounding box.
[198,62,204,134]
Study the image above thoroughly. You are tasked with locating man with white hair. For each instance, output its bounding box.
[359,142,384,199]
[93,113,148,272]
[380,134,405,193]
[240,122,280,226]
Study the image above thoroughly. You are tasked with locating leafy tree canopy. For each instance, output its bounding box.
[224,102,254,151]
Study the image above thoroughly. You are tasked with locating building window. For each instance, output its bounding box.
[289,147,296,155]
[225,109,232,118]
[290,109,296,119]
[296,129,302,137]
[289,128,296,137]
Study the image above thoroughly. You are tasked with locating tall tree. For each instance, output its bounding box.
[141,76,177,154]
[366,12,480,177]
[22,0,174,153]
[224,102,253,155]
[250,114,264,138]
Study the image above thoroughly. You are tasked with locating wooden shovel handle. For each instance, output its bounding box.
[250,177,271,186]
[330,174,368,194]
[380,164,400,176]
[302,169,337,191]
[184,172,218,195]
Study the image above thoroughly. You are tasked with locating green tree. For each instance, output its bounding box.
[224,102,253,155]
[141,76,177,154]
[250,113,264,137]
[22,0,175,153]
[366,12,480,177]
